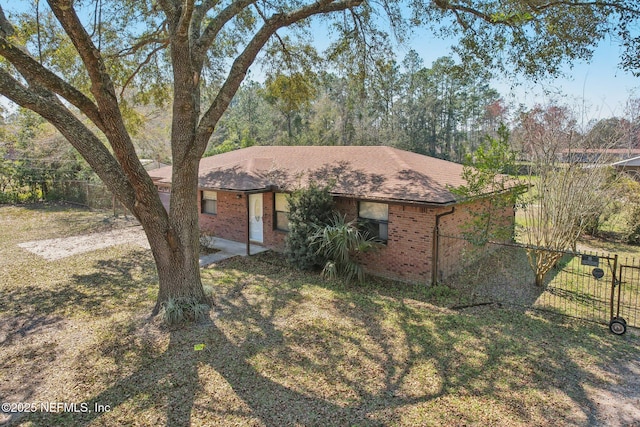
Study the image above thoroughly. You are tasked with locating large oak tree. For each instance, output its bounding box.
[0,0,637,315]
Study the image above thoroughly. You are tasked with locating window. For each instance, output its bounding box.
[201,190,217,215]
[359,201,388,242]
[275,193,290,231]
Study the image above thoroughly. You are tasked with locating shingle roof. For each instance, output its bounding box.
[149,146,469,205]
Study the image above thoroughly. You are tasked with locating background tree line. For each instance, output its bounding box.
[207,50,506,162]
[4,57,640,207]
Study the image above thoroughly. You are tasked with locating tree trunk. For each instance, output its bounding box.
[528,248,563,287]
[148,156,208,315]
[535,270,545,287]
[148,232,206,316]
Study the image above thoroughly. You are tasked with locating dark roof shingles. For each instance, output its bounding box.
[149,146,468,204]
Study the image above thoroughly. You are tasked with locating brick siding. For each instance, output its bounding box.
[194,190,513,285]
[199,190,247,242]
[333,198,432,283]
[262,192,287,249]
[198,191,287,249]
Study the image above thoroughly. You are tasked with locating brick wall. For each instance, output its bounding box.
[198,191,287,249]
[335,197,436,284]
[199,190,247,242]
[262,192,287,250]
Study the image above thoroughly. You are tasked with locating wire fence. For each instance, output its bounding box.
[49,180,114,209]
[1,179,127,214]
[437,233,639,329]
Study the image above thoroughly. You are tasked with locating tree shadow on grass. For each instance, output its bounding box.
[8,253,640,426]
[0,248,158,425]
[0,249,156,319]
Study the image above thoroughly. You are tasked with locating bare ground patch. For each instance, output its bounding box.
[17,226,149,261]
[585,332,640,427]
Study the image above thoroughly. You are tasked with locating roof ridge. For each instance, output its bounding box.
[383,146,412,170]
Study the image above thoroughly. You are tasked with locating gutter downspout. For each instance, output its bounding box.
[431,206,455,286]
[246,193,250,256]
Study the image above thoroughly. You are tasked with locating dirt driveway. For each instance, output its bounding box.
[17,226,149,261]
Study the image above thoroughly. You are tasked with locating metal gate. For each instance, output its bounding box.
[611,260,640,334]
[538,253,639,334]
[534,253,616,328]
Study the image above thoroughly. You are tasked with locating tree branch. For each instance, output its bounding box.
[531,0,639,15]
[193,0,257,63]
[176,0,196,36]
[156,0,179,21]
[0,38,106,132]
[47,0,155,194]
[112,20,168,58]
[433,0,507,26]
[119,41,170,99]
[47,0,120,110]
[195,0,363,154]
[0,5,14,37]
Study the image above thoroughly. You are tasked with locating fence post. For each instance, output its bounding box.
[610,254,618,321]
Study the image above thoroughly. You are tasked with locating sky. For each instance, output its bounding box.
[401,26,639,124]
[306,10,639,124]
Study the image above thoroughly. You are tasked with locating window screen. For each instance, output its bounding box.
[275,193,290,231]
[359,201,389,242]
[201,191,217,214]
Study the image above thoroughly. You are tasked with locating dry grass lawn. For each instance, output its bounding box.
[1,203,639,426]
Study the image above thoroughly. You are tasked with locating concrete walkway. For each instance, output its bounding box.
[199,237,268,267]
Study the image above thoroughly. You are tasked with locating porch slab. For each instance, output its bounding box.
[199,237,267,267]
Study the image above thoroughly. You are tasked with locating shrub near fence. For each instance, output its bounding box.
[49,180,114,209]
[1,179,123,212]
[437,233,639,329]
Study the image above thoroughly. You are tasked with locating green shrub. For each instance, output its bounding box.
[312,213,379,284]
[161,297,210,325]
[285,183,334,270]
[623,204,640,245]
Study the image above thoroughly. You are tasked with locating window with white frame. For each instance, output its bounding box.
[201,190,217,215]
[358,201,388,242]
[275,193,290,231]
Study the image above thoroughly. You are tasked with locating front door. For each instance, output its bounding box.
[249,193,263,243]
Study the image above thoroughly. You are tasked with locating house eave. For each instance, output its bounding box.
[331,192,458,207]
[192,184,461,206]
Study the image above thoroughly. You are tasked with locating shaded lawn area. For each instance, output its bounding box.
[1,204,639,426]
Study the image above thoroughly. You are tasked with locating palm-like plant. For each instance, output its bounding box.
[312,213,379,283]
